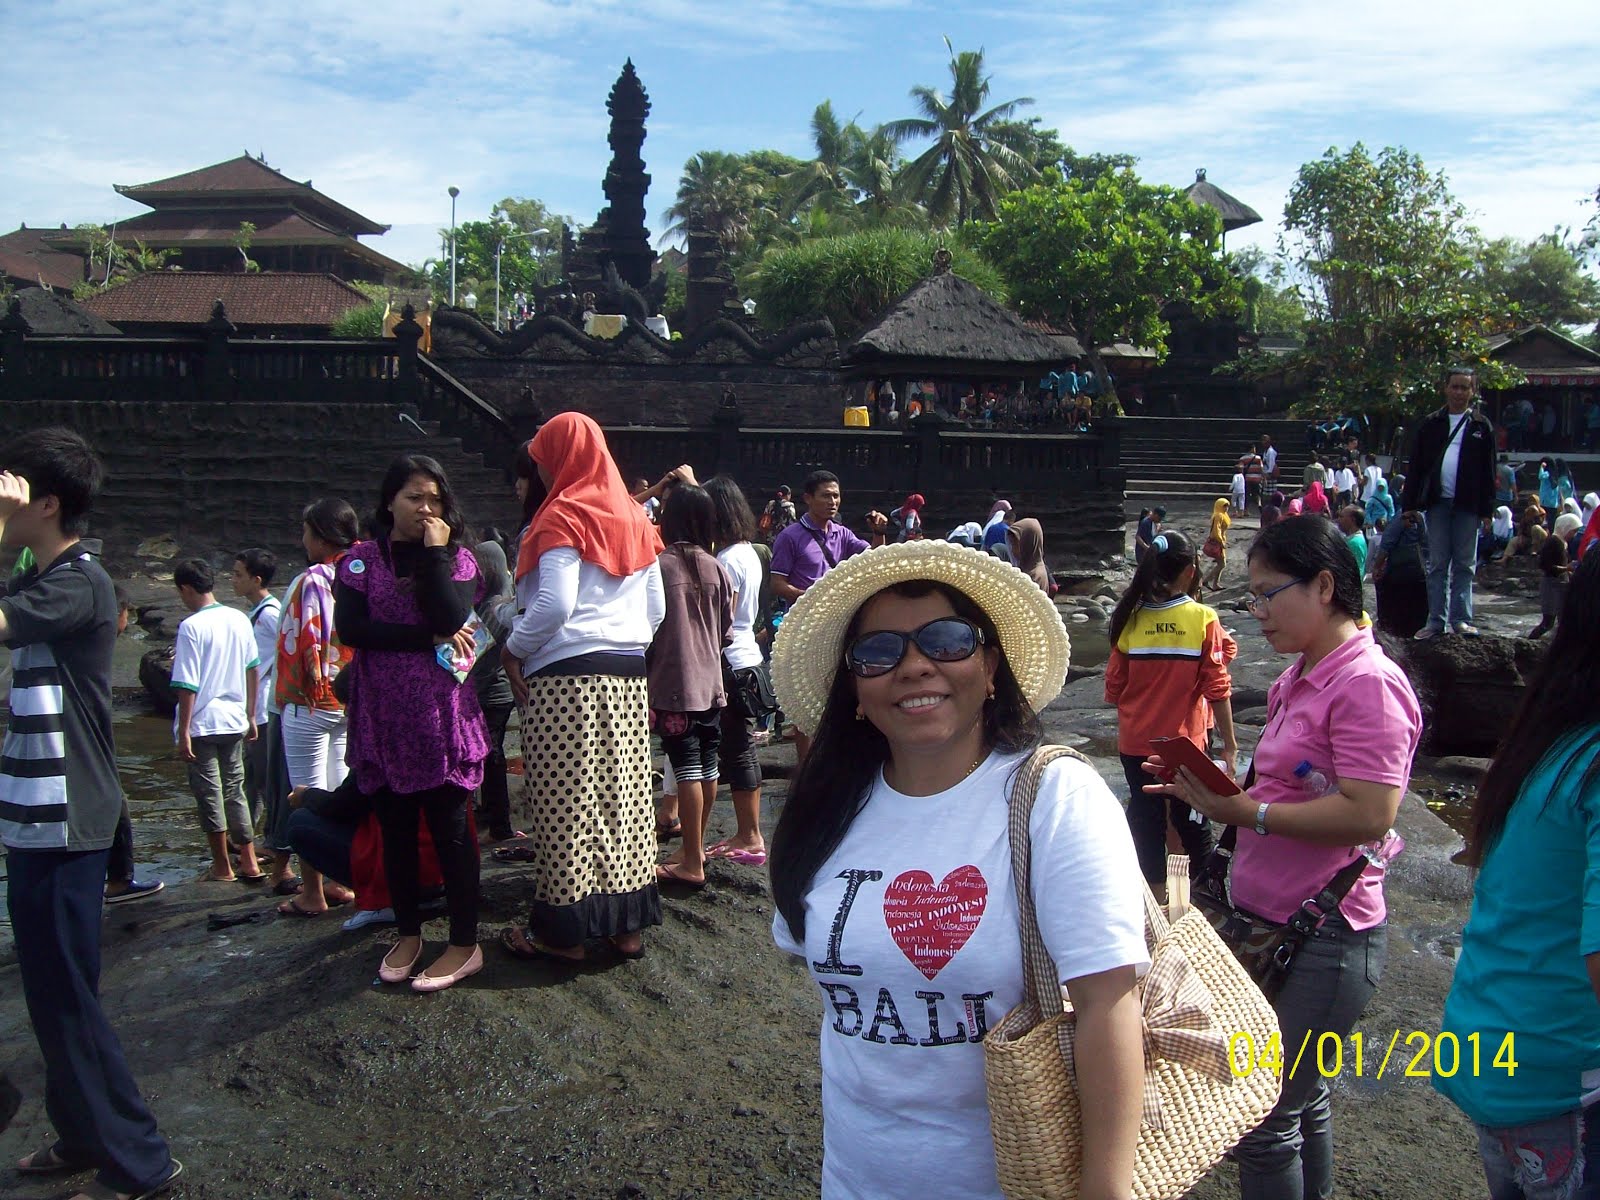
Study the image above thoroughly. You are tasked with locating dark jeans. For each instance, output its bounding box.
[476,702,515,839]
[105,800,134,885]
[1120,753,1216,885]
[1235,917,1387,1200]
[374,783,479,946]
[1476,1102,1600,1199]
[285,806,353,886]
[7,848,173,1194]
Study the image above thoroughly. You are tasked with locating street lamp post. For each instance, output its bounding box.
[494,227,549,331]
[447,186,460,307]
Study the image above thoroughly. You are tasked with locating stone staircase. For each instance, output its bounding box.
[1120,416,1312,511]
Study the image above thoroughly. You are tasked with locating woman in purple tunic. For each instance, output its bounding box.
[335,455,490,992]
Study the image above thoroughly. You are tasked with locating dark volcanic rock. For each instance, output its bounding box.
[138,644,178,716]
[1377,631,1543,758]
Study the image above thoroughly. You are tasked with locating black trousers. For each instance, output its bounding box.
[105,799,134,884]
[8,848,173,1194]
[1121,753,1217,886]
[374,783,480,946]
[476,702,515,839]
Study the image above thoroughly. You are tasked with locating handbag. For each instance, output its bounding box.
[984,746,1281,1200]
[726,661,778,721]
[1202,536,1224,560]
[1189,823,1368,1002]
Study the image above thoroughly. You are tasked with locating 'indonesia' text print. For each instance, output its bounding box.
[813,867,994,1048]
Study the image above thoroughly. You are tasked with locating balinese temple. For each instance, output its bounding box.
[1481,324,1600,450]
[1183,167,1262,250]
[42,155,406,283]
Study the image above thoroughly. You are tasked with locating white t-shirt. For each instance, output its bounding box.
[248,594,281,720]
[717,541,764,672]
[1231,472,1246,496]
[171,602,260,739]
[773,750,1149,1200]
[1440,412,1470,500]
[1262,445,1278,476]
[1333,467,1357,496]
[1363,464,1383,496]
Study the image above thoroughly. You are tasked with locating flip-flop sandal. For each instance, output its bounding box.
[76,1159,184,1200]
[655,861,707,890]
[491,846,538,863]
[608,937,646,960]
[722,848,768,867]
[276,897,327,918]
[237,872,269,883]
[272,877,302,896]
[656,818,682,843]
[499,926,584,964]
[17,1143,90,1174]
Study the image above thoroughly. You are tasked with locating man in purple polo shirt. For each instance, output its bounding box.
[771,470,888,761]
[771,470,889,602]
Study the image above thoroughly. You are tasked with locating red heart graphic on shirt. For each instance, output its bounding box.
[883,865,988,981]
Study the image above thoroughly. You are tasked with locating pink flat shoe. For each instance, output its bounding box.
[378,940,423,984]
[411,945,484,993]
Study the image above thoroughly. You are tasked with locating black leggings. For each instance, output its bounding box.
[374,783,480,946]
[1120,753,1216,886]
[477,702,515,839]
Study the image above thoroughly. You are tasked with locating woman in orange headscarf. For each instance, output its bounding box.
[499,413,667,964]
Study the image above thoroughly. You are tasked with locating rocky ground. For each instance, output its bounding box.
[0,504,1542,1199]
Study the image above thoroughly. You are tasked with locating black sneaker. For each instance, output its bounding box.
[105,878,165,905]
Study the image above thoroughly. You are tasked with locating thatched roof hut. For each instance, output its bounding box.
[7,287,122,336]
[843,250,1075,378]
[1183,168,1261,234]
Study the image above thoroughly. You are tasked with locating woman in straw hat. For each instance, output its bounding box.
[768,541,1148,1200]
[1148,515,1421,1199]
[499,413,666,964]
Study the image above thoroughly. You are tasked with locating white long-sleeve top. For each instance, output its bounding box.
[505,547,665,677]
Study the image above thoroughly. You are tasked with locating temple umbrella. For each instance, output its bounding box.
[1183,168,1262,250]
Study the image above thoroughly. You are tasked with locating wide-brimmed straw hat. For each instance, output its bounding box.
[771,540,1070,736]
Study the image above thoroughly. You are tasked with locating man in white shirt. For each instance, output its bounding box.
[1362,453,1384,500]
[231,548,279,828]
[1260,434,1279,484]
[171,558,260,882]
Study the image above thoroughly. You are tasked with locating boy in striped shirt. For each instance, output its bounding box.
[0,427,178,1198]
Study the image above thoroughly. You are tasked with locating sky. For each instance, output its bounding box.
[4,0,1597,273]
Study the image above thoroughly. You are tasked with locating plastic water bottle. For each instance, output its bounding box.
[1293,760,1333,798]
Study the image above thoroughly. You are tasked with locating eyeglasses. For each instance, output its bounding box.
[845,617,986,678]
[1245,579,1307,616]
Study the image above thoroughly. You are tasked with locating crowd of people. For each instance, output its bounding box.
[852,369,1110,432]
[2,397,1596,1199]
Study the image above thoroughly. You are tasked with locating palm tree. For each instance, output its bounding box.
[779,102,858,218]
[883,39,1039,226]
[662,151,768,253]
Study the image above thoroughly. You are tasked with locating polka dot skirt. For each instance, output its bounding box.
[515,673,656,906]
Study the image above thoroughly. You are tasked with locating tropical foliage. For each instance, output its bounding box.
[976,171,1241,397]
[1277,143,1521,414]
[750,227,1004,336]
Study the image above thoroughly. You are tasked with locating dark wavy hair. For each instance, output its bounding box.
[705,475,757,548]
[1109,529,1198,646]
[513,439,547,526]
[1467,550,1600,865]
[769,579,1042,941]
[1246,515,1362,619]
[374,454,467,547]
[660,484,717,552]
[302,497,359,551]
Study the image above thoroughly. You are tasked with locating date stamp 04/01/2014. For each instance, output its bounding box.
[1228,1030,1520,1082]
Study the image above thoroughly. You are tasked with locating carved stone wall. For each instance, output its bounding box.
[2,399,520,569]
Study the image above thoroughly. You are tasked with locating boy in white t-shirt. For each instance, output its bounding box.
[171,558,261,882]
[230,547,279,827]
[1230,471,1247,516]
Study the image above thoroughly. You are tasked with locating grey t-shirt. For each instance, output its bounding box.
[0,542,123,851]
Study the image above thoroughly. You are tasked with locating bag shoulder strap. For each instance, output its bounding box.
[803,520,838,569]
[1006,744,1095,1017]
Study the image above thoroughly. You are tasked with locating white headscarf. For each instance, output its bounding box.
[1492,506,1514,539]
[1560,497,1582,519]
[1583,492,1600,525]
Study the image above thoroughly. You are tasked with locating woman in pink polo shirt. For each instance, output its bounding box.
[1150,515,1422,1200]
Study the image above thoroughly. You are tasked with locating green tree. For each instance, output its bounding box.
[780,101,860,217]
[232,221,259,273]
[1230,246,1305,339]
[1470,230,1600,328]
[984,119,1139,186]
[662,150,771,254]
[976,171,1240,399]
[1278,144,1520,414]
[884,40,1039,226]
[749,226,1005,337]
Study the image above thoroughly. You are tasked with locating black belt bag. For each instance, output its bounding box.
[725,661,777,720]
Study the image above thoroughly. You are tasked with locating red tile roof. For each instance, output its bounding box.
[79,272,372,329]
[115,155,388,235]
[0,225,87,290]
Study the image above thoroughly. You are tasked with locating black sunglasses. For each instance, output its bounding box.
[845,617,986,678]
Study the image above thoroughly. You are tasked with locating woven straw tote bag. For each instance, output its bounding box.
[984,746,1282,1200]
